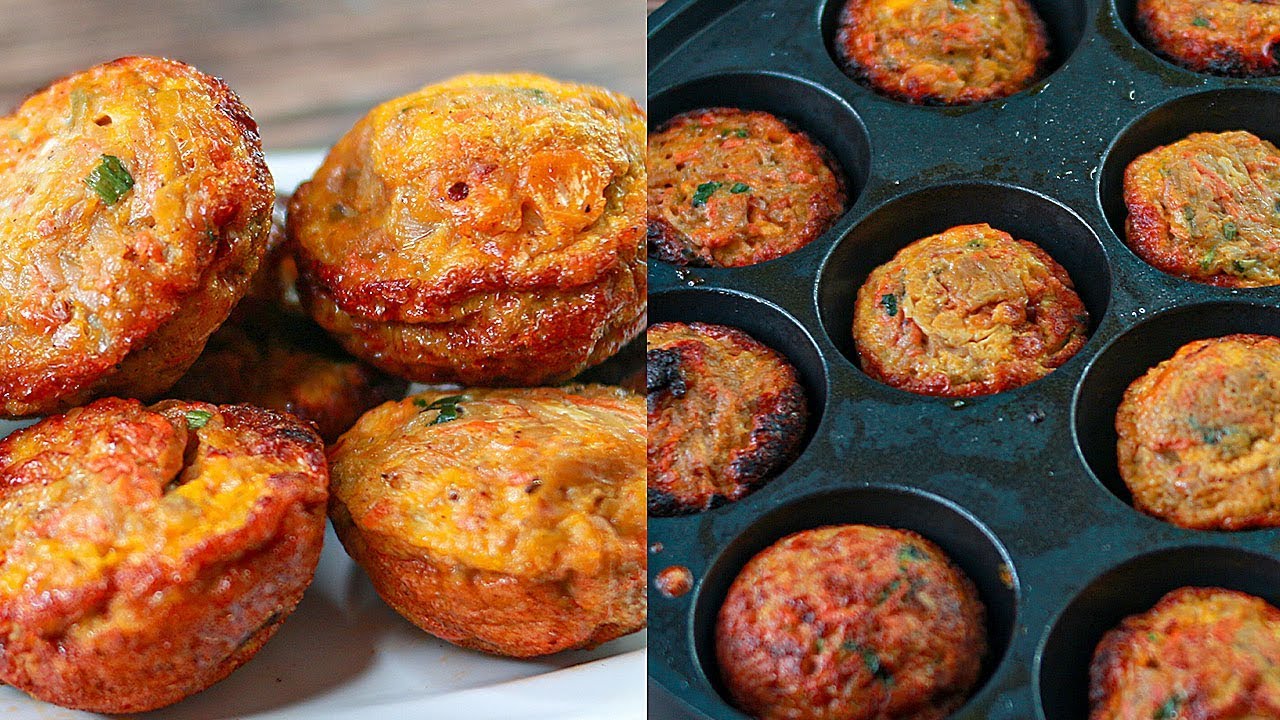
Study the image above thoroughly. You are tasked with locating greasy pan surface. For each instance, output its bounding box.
[648,0,1280,718]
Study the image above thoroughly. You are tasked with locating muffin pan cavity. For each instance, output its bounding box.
[649,70,871,258]
[690,486,1019,718]
[818,0,1091,104]
[1098,88,1280,274]
[650,287,830,458]
[1036,546,1280,720]
[1073,300,1280,515]
[816,182,1110,384]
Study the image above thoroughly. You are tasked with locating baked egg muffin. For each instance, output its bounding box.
[288,73,646,386]
[0,398,328,713]
[1090,587,1280,719]
[853,223,1088,396]
[327,385,646,657]
[835,0,1050,104]
[1136,0,1280,77]
[647,108,846,267]
[1124,131,1280,287]
[716,525,988,720]
[647,321,807,516]
[0,56,274,417]
[1116,333,1280,530]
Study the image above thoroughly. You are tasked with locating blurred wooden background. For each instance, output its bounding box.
[0,0,646,155]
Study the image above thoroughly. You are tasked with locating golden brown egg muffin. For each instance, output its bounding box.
[1137,0,1280,77]
[0,56,274,417]
[716,525,988,720]
[1089,587,1280,719]
[328,385,646,657]
[853,223,1089,397]
[1124,131,1280,287]
[0,397,328,713]
[1116,334,1280,530]
[169,197,408,443]
[835,0,1050,105]
[288,73,646,387]
[647,321,807,516]
[647,108,846,267]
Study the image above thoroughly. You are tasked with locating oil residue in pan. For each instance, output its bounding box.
[648,0,1280,717]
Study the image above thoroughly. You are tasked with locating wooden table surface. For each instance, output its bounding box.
[0,0,645,155]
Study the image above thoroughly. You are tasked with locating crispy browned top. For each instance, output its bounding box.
[328,385,645,580]
[853,224,1088,397]
[0,56,273,415]
[1090,587,1280,719]
[289,73,646,324]
[1137,0,1280,76]
[647,321,807,516]
[1125,131,1280,288]
[1116,334,1280,530]
[836,0,1049,104]
[0,397,327,640]
[646,108,846,267]
[717,525,987,720]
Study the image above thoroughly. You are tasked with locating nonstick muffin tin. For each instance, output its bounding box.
[647,1,1280,717]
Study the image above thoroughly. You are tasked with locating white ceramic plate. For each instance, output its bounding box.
[0,151,647,720]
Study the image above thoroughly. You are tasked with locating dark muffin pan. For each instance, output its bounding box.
[647,1,1280,717]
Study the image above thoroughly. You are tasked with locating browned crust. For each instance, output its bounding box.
[1089,587,1280,719]
[299,262,645,386]
[0,56,274,417]
[647,322,808,516]
[1136,0,1280,77]
[835,0,1050,105]
[329,499,645,657]
[646,108,846,267]
[0,399,327,713]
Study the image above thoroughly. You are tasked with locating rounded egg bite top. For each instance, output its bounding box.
[0,398,328,713]
[0,56,274,417]
[291,73,644,319]
[328,386,645,579]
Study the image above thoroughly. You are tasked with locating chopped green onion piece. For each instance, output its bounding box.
[898,544,926,562]
[691,181,723,207]
[1191,16,1210,27]
[1154,693,1184,720]
[880,294,898,317]
[729,182,751,194]
[85,154,134,205]
[414,394,466,425]
[185,410,213,429]
[1201,245,1219,270]
[1223,220,1238,241]
[68,88,88,126]
[734,128,749,138]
